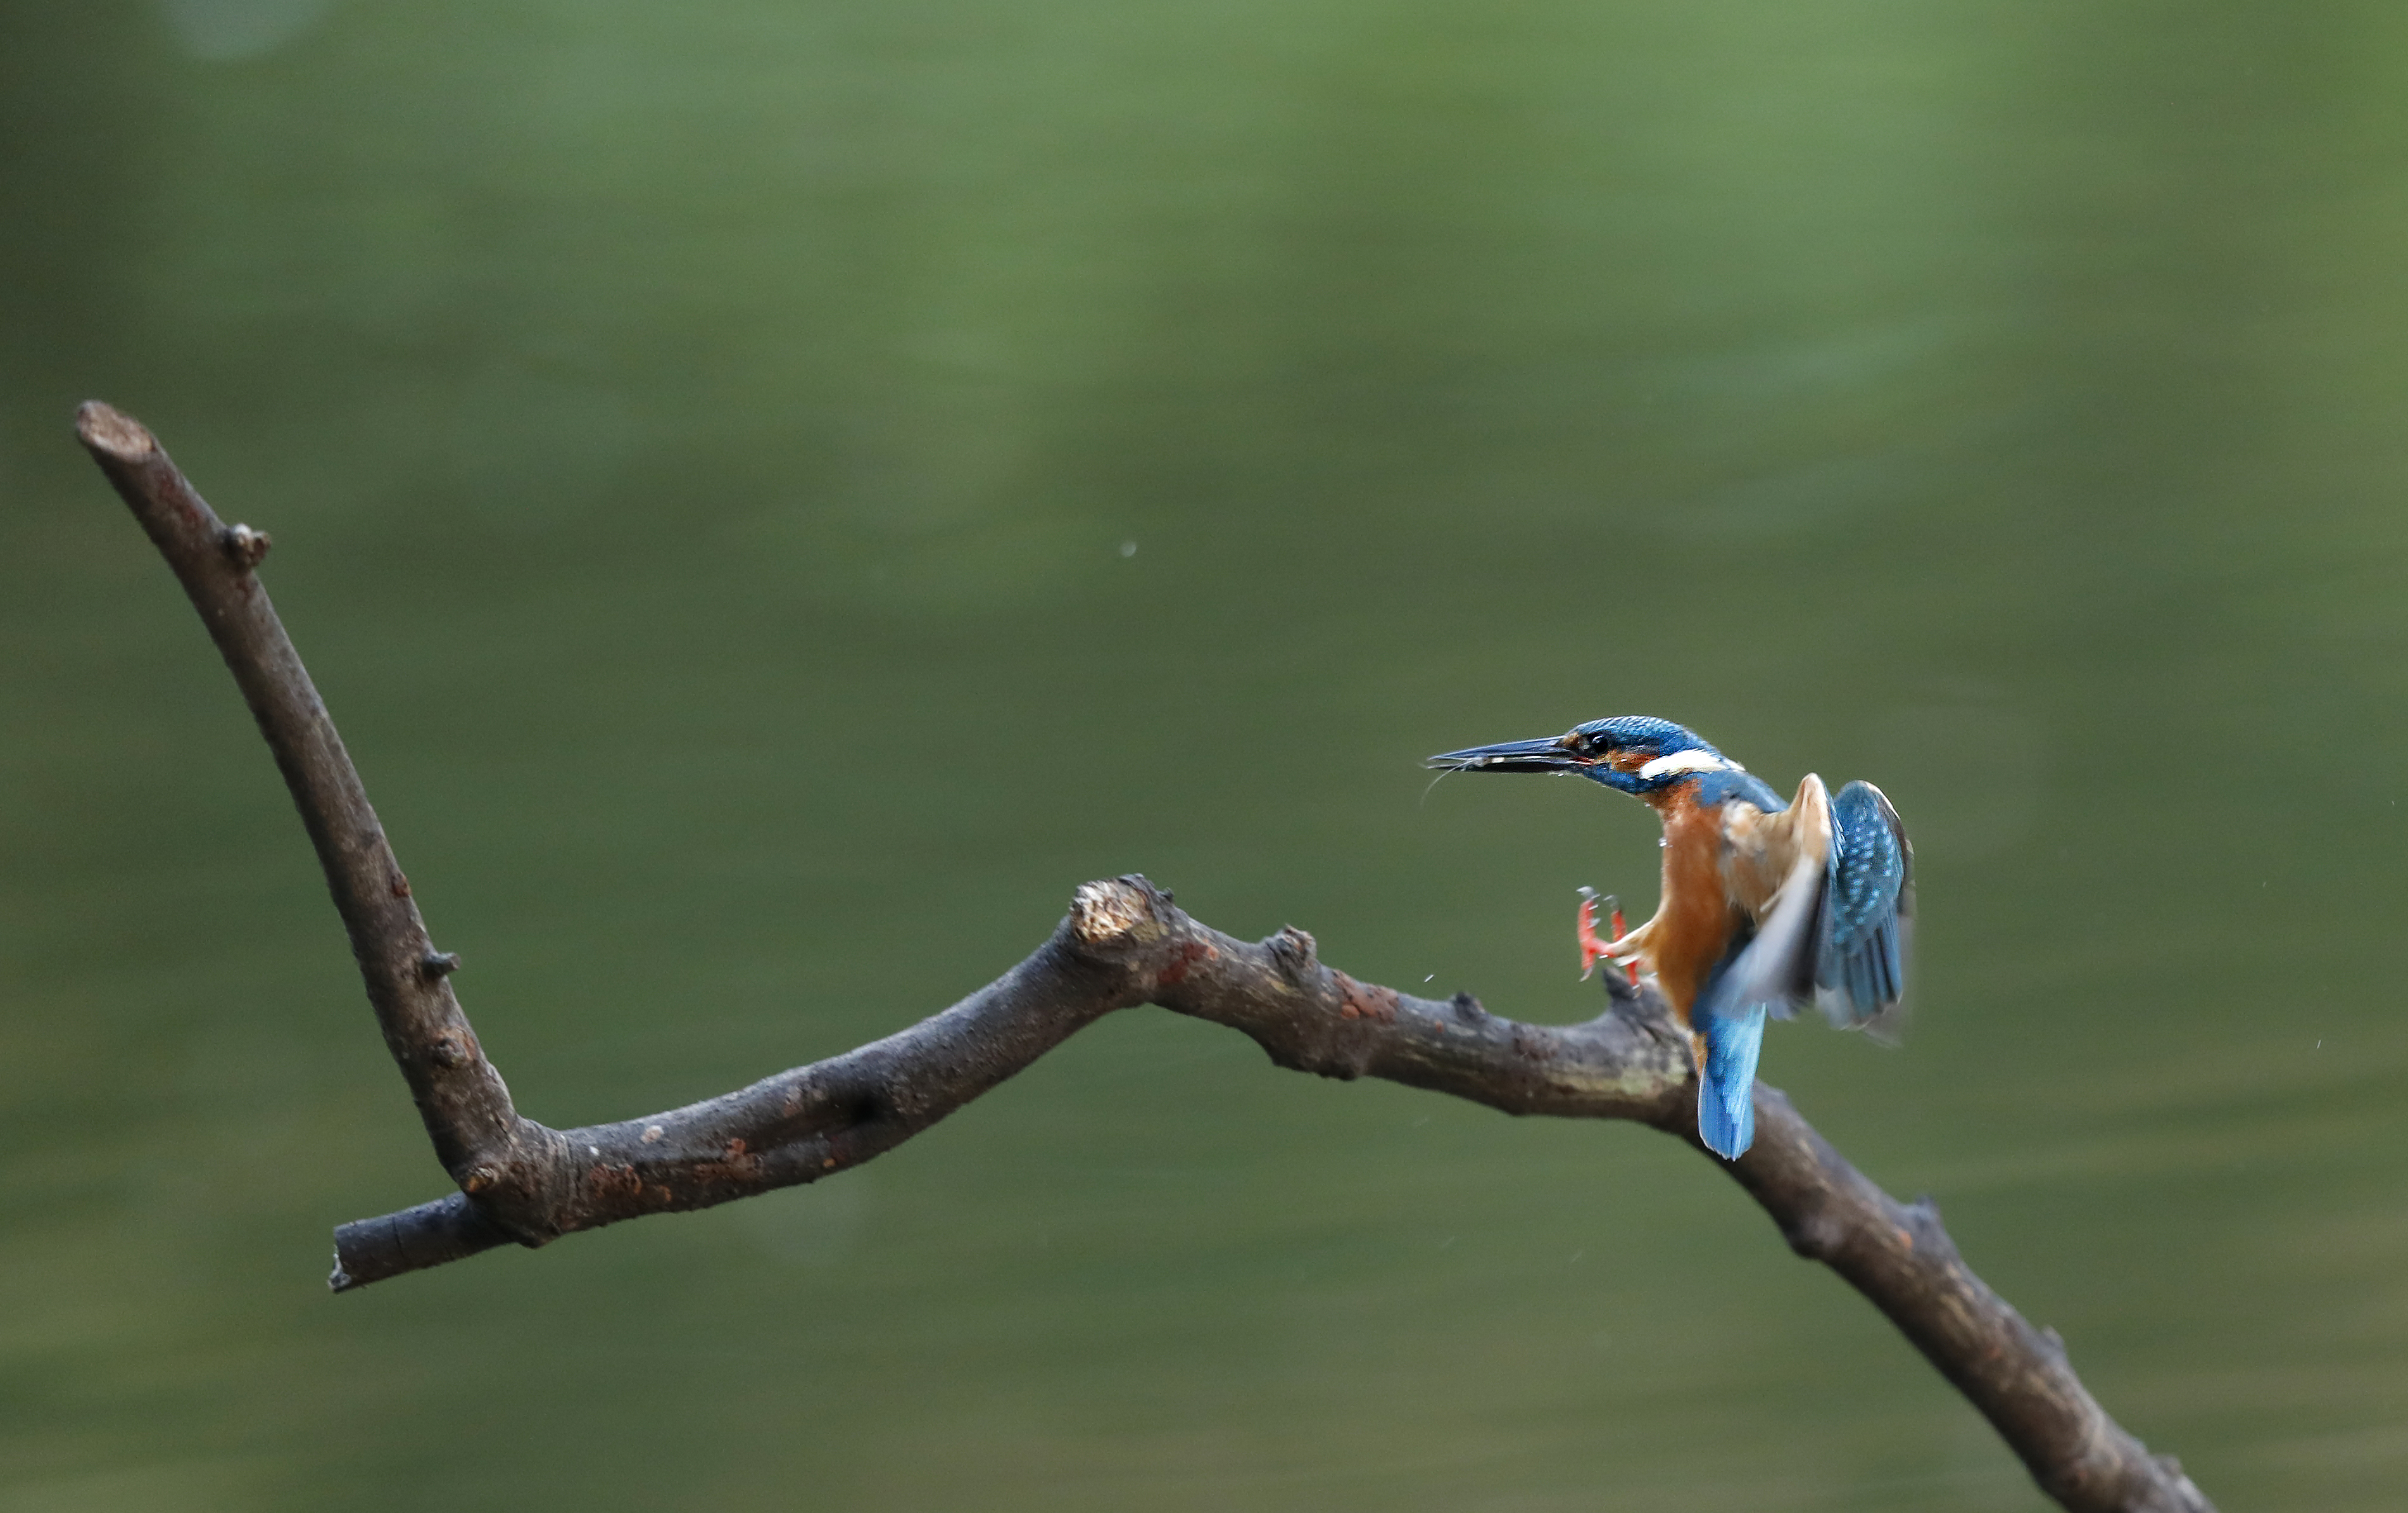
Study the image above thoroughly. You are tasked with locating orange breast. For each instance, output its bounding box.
[1647,785,1739,1022]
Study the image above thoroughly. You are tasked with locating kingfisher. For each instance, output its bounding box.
[1427,716,1912,1160]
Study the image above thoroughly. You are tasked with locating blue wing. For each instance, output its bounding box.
[1813,781,1912,1030]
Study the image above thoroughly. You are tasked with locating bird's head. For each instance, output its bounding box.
[1426,716,1736,797]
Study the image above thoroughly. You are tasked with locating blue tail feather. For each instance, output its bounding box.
[1696,1003,1767,1160]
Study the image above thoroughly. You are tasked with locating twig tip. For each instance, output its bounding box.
[74,401,156,462]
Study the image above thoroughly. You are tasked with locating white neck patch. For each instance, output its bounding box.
[1636,750,1743,781]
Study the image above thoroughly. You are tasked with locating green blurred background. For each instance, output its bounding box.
[4,2,2405,1508]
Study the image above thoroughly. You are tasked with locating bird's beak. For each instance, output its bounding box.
[1425,733,1591,774]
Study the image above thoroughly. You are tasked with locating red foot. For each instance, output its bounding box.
[1576,887,1640,985]
[1577,888,1611,979]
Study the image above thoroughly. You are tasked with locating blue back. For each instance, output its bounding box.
[1692,768,1784,812]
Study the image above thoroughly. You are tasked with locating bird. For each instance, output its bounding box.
[1426,716,1912,1160]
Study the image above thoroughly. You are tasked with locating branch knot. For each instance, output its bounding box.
[219,522,272,569]
[1267,925,1318,984]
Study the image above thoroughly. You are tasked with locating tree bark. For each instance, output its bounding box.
[75,402,2215,1513]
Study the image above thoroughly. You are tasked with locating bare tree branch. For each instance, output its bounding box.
[74,404,542,1186]
[74,402,2214,1513]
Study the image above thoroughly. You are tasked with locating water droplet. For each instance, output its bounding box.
[1118,541,1138,558]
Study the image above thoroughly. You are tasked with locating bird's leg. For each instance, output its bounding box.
[1615,902,1639,989]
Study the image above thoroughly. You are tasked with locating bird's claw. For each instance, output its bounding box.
[1576,887,1615,980]
[1576,887,1638,985]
